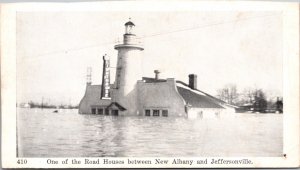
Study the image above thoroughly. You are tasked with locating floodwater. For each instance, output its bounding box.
[17,108,282,157]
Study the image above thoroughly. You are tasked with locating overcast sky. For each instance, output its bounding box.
[17,11,283,105]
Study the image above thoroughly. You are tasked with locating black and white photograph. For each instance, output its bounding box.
[1,1,299,168]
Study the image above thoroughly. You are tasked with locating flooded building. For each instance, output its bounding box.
[79,20,236,118]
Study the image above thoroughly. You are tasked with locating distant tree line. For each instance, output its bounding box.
[216,84,283,113]
[18,101,79,109]
[28,101,57,109]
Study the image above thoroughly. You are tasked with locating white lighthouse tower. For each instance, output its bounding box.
[113,19,144,115]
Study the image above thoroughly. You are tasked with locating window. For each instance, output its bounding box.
[162,110,168,117]
[91,108,96,114]
[112,110,119,116]
[145,110,150,116]
[153,110,160,116]
[105,108,109,115]
[98,108,103,115]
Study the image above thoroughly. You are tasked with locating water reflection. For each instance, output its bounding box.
[17,108,282,157]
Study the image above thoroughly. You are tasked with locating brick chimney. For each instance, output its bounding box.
[154,70,160,80]
[188,74,197,89]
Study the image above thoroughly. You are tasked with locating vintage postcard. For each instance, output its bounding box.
[1,1,299,168]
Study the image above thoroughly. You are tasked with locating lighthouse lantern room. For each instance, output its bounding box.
[125,19,135,34]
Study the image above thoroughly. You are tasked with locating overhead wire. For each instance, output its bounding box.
[18,13,280,63]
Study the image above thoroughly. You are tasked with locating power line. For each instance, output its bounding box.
[140,13,280,38]
[17,40,116,63]
[19,13,280,62]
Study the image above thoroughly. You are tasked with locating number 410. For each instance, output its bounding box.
[17,159,27,164]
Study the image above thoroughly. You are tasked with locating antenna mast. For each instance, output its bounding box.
[86,67,92,85]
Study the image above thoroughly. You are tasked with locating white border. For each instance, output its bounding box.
[1,1,299,168]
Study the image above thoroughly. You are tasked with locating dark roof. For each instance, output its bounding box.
[176,80,226,104]
[176,84,224,109]
[141,78,224,108]
[141,78,225,108]
[142,77,167,83]
[125,21,135,26]
[177,86,224,108]
[107,102,126,111]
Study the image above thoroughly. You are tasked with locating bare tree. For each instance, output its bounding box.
[217,84,238,105]
[238,87,255,104]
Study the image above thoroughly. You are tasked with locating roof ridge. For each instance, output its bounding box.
[175,80,227,104]
[176,86,224,108]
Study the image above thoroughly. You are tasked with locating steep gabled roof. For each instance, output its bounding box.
[176,80,226,104]
[176,82,224,109]
[176,81,238,108]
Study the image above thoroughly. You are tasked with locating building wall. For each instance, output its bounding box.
[219,104,236,117]
[187,107,235,119]
[78,85,111,114]
[79,83,236,117]
[187,108,224,119]
[137,78,187,117]
[111,86,139,116]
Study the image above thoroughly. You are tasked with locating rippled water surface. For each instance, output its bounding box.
[17,108,282,157]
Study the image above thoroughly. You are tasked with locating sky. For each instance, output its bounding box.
[16,11,283,105]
